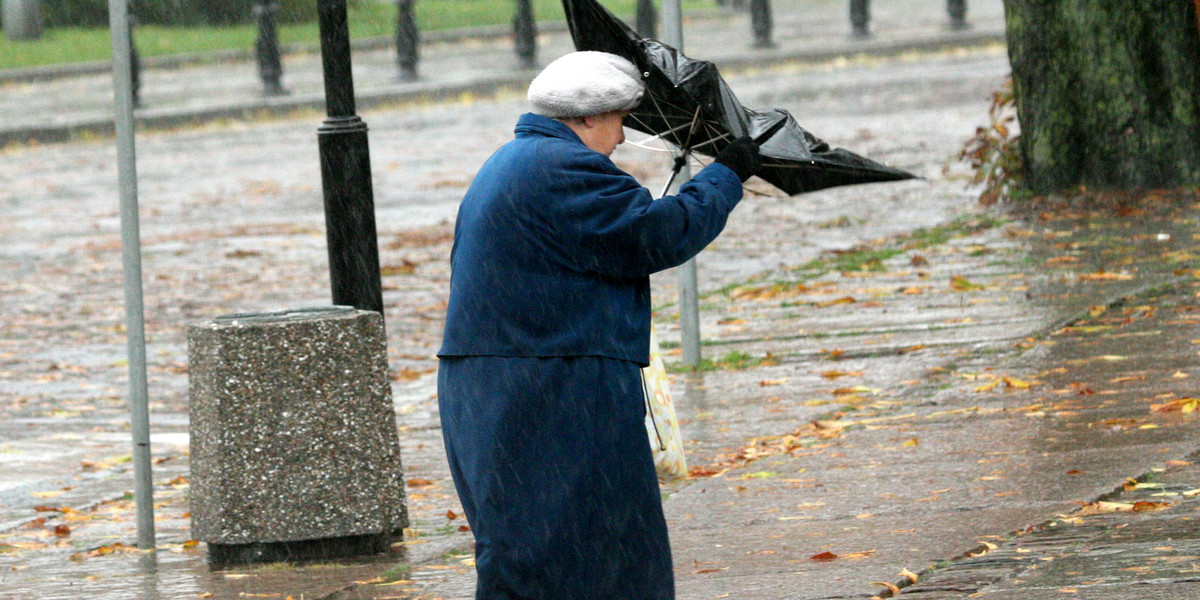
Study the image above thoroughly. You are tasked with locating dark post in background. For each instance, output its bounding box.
[255,0,286,95]
[316,0,384,315]
[947,0,968,30]
[396,0,419,80]
[636,0,657,38]
[129,1,142,107]
[849,0,869,38]
[514,0,537,69]
[749,0,773,48]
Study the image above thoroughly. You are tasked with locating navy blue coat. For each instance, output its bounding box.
[438,113,743,600]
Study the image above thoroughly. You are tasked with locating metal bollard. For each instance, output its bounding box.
[849,0,870,38]
[749,0,774,48]
[189,307,408,565]
[635,0,657,39]
[254,0,286,96]
[948,0,969,30]
[395,0,419,80]
[514,0,537,69]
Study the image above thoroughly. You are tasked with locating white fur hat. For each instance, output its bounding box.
[527,51,645,118]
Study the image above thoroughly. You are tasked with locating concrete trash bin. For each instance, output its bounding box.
[188,307,408,564]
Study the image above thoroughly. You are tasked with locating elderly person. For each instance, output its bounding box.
[437,51,761,600]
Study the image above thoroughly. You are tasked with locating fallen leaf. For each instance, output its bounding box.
[1132,500,1172,512]
[974,379,1002,393]
[816,296,857,307]
[446,510,459,520]
[843,549,877,559]
[406,478,435,487]
[1080,270,1133,281]
[759,378,788,387]
[810,551,838,561]
[871,581,901,596]
[950,274,984,291]
[898,568,919,583]
[821,370,863,380]
[1151,398,1200,413]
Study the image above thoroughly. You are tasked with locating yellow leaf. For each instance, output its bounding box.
[902,438,919,447]
[1088,305,1107,317]
[821,370,863,380]
[741,471,780,479]
[974,379,1002,393]
[759,378,788,387]
[842,549,876,559]
[898,568,919,583]
[1002,377,1034,389]
[816,296,857,307]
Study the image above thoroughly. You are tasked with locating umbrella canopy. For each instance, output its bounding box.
[561,0,917,195]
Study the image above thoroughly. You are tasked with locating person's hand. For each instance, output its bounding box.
[714,137,762,182]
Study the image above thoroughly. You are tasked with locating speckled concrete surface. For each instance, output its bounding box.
[189,308,407,545]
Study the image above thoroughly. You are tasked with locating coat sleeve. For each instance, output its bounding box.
[542,143,745,279]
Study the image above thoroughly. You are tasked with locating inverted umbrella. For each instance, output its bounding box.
[561,0,917,195]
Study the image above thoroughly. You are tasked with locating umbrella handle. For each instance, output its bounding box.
[658,154,689,198]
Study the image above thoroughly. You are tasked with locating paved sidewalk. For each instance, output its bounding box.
[0,0,1006,145]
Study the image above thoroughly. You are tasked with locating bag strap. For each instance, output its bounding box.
[641,369,667,452]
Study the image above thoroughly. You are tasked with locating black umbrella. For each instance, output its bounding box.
[561,0,917,195]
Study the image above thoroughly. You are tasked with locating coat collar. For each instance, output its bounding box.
[514,112,585,146]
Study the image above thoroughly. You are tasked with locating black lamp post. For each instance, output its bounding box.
[316,0,384,315]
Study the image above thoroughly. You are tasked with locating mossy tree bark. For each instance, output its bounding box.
[1004,1,1200,194]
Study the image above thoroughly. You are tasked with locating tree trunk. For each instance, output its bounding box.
[1004,0,1200,193]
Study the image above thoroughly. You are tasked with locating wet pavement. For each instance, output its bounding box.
[6,1,1200,599]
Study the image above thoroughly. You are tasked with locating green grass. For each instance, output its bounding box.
[0,0,713,70]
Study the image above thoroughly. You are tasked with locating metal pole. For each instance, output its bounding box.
[317,0,384,314]
[396,0,419,80]
[660,0,701,367]
[107,0,155,551]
